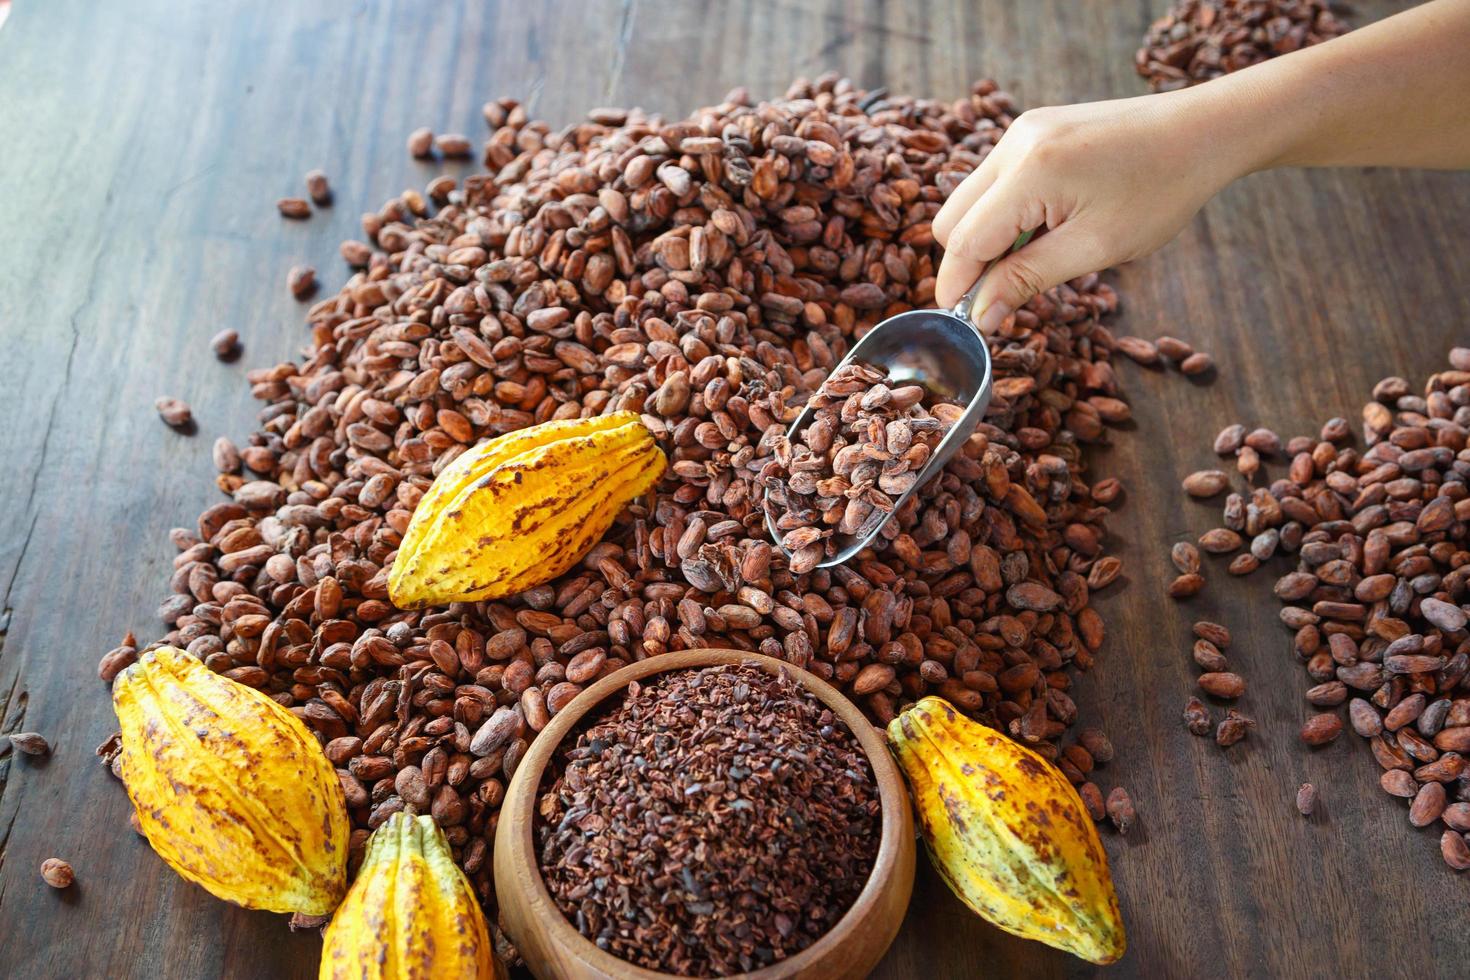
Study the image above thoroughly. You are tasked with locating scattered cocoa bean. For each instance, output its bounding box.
[1182,470,1230,498]
[435,133,473,158]
[1214,424,1246,455]
[1077,728,1114,765]
[1227,554,1260,575]
[407,127,434,157]
[1183,696,1212,736]
[1115,336,1159,365]
[1410,781,1447,827]
[1180,352,1214,376]
[1106,787,1136,834]
[7,732,49,756]
[1300,713,1343,746]
[1078,782,1107,822]
[1216,709,1253,747]
[277,197,311,219]
[210,329,241,361]
[1169,573,1206,598]
[40,858,74,889]
[1381,769,1418,798]
[1172,542,1202,575]
[154,396,193,429]
[1192,621,1231,648]
[1442,830,1470,870]
[1155,336,1193,362]
[305,169,332,206]
[1199,528,1242,554]
[287,265,316,298]
[1199,672,1245,699]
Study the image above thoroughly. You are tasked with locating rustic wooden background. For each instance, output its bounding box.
[1,0,1464,977]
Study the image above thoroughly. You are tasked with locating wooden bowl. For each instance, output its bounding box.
[494,649,916,980]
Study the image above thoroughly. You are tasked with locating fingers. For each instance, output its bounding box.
[933,155,1001,247]
[944,175,1041,266]
[968,227,1104,334]
[934,251,985,309]
[934,175,1035,309]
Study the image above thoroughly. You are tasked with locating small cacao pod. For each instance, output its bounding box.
[388,412,666,608]
[887,696,1125,964]
[320,813,502,979]
[113,646,348,914]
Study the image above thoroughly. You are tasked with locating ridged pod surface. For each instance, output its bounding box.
[887,696,1125,964]
[388,411,666,608]
[320,813,501,980]
[113,646,348,914]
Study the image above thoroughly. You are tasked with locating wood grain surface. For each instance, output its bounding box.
[0,1,1464,978]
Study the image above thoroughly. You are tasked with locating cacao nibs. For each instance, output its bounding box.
[111,76,1169,910]
[1188,347,1470,869]
[762,361,961,572]
[1135,0,1350,93]
[536,664,879,976]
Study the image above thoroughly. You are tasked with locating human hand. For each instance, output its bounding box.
[933,93,1244,332]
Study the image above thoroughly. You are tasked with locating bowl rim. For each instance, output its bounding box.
[494,648,915,980]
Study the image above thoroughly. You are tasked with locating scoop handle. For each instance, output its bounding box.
[950,228,1036,327]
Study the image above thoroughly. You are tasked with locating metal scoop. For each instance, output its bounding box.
[765,232,1032,569]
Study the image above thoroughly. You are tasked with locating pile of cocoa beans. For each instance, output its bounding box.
[105,74,1153,923]
[1136,0,1349,92]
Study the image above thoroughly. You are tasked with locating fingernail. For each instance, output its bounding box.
[977,302,1011,335]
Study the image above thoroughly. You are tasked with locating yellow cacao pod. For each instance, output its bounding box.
[320,813,502,980]
[388,411,665,608]
[113,646,349,914]
[887,697,1125,964]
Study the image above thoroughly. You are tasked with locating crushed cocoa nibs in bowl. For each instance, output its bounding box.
[536,663,880,976]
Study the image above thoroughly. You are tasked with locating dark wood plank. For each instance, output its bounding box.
[0,0,1461,977]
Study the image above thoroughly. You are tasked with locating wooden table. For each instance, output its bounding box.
[1,1,1464,976]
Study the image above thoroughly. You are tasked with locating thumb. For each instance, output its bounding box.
[968,229,1100,334]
